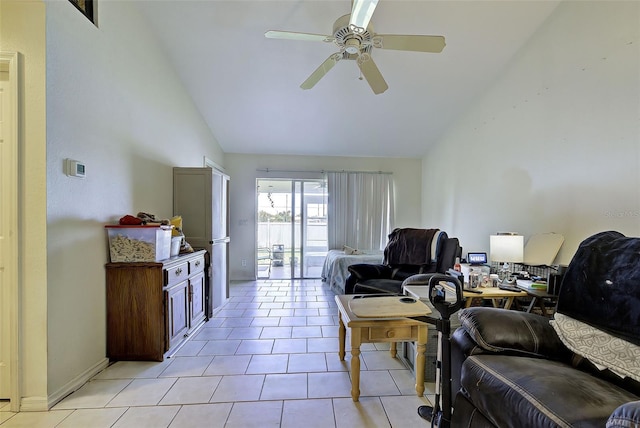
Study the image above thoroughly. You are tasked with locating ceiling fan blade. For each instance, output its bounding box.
[375,34,446,53]
[357,54,388,94]
[349,0,379,32]
[265,30,334,43]
[300,53,341,90]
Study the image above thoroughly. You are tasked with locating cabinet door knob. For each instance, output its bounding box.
[175,268,182,276]
[195,261,201,267]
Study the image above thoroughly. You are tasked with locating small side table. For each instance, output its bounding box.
[334,294,431,402]
[516,286,558,317]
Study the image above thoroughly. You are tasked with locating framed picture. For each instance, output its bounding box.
[69,0,96,24]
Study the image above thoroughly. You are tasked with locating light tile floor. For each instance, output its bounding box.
[0,279,436,427]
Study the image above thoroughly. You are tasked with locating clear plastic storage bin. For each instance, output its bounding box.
[106,225,172,262]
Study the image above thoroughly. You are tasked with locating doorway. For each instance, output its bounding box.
[0,52,19,410]
[256,178,328,279]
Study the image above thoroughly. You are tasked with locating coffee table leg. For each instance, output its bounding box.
[350,327,362,401]
[503,297,514,310]
[389,342,397,358]
[539,299,548,316]
[338,312,346,361]
[415,325,427,396]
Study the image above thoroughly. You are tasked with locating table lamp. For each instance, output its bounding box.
[490,233,524,282]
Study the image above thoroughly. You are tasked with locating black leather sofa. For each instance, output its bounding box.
[450,231,640,427]
[344,228,461,295]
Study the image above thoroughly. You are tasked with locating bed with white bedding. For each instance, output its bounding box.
[321,249,384,294]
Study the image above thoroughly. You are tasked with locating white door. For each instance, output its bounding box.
[0,52,19,404]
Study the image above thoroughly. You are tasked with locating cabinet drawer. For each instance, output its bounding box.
[189,255,205,275]
[368,326,412,341]
[165,262,188,287]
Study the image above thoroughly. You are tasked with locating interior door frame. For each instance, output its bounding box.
[0,51,21,412]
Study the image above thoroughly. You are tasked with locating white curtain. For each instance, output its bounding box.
[327,172,395,251]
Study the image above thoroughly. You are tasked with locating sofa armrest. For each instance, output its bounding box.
[607,401,640,428]
[347,264,392,281]
[451,327,491,407]
[459,307,570,360]
[344,264,392,294]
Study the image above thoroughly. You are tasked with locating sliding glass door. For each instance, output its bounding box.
[256,178,327,279]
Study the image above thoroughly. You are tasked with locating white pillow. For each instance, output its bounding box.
[343,245,362,255]
[551,313,640,382]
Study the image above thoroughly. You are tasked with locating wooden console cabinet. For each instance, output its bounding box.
[106,250,208,361]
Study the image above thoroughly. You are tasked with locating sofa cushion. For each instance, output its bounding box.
[460,355,640,428]
[551,313,640,382]
[459,307,569,359]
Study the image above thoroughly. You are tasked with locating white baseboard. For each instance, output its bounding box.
[43,358,109,410]
[19,396,49,412]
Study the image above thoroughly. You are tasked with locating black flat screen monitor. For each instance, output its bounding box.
[467,252,487,265]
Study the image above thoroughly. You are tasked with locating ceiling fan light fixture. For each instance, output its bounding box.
[344,38,361,54]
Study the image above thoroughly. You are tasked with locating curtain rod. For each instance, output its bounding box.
[256,168,392,175]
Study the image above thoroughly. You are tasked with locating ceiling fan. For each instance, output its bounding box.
[265,0,445,94]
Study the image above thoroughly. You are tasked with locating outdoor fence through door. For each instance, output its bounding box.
[256,178,328,279]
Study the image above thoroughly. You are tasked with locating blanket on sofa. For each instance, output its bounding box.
[557,230,640,346]
[383,228,439,266]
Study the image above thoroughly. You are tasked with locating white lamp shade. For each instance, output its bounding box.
[490,235,524,263]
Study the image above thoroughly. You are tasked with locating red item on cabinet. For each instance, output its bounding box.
[119,215,143,225]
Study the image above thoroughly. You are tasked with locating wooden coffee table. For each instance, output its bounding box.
[335,294,432,402]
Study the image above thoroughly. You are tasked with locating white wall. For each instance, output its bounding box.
[3,0,225,409]
[44,0,226,405]
[225,154,422,280]
[422,1,640,266]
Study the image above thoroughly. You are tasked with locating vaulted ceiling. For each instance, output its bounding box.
[137,1,560,158]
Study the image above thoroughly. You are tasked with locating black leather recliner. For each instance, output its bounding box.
[450,231,640,428]
[344,228,461,295]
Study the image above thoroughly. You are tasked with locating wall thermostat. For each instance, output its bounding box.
[65,159,86,178]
